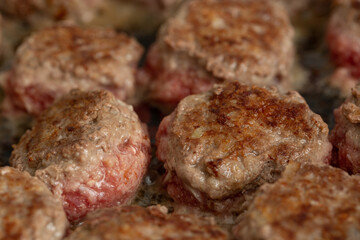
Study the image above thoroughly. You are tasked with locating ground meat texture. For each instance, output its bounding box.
[330,85,360,174]
[0,167,68,240]
[327,2,360,79]
[142,0,294,112]
[10,90,151,222]
[156,82,332,213]
[233,162,360,240]
[2,25,143,116]
[0,0,105,26]
[66,205,227,240]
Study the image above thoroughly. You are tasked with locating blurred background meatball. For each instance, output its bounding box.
[330,85,360,174]
[0,167,68,240]
[0,0,183,71]
[0,0,183,36]
[156,82,332,213]
[141,0,295,112]
[66,205,227,240]
[0,0,104,27]
[11,90,151,222]
[233,162,360,240]
[2,25,143,116]
[327,0,360,97]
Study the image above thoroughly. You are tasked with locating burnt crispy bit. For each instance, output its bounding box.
[233,162,360,240]
[156,82,332,212]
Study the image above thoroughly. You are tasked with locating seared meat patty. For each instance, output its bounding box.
[142,0,294,112]
[156,82,332,213]
[0,167,68,240]
[66,205,227,240]
[330,85,360,174]
[0,0,105,26]
[233,162,360,240]
[2,25,143,116]
[327,1,360,96]
[10,90,151,222]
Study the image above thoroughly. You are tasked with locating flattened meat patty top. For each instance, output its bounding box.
[10,90,151,222]
[3,25,143,116]
[143,0,295,112]
[156,82,331,210]
[163,0,294,83]
[233,162,360,240]
[66,205,228,240]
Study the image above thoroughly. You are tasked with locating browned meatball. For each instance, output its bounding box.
[0,0,183,35]
[233,162,360,240]
[156,82,332,213]
[330,85,360,174]
[10,90,151,222]
[141,0,295,112]
[66,205,228,240]
[0,0,105,26]
[0,167,68,240]
[2,25,143,116]
[327,1,360,96]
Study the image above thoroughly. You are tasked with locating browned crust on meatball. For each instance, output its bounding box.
[144,0,295,112]
[66,205,228,240]
[161,0,294,86]
[330,86,360,174]
[10,90,151,221]
[0,167,68,240]
[156,82,331,211]
[0,0,105,24]
[4,25,143,115]
[233,162,360,240]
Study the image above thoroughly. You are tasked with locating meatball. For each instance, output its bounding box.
[142,0,295,112]
[2,25,143,116]
[233,162,360,240]
[156,82,332,213]
[0,0,182,35]
[327,1,360,95]
[66,205,227,240]
[330,85,360,174]
[10,90,151,222]
[0,0,105,26]
[0,167,68,240]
